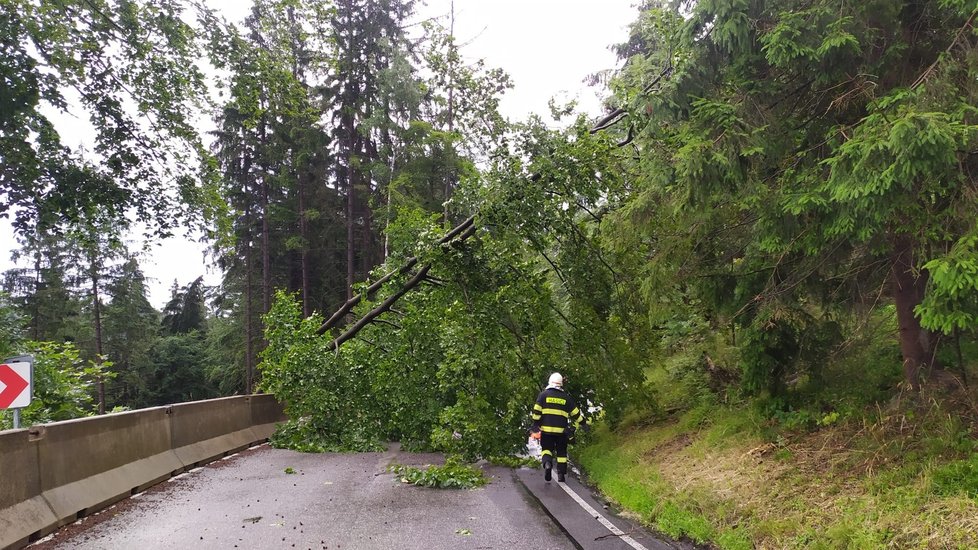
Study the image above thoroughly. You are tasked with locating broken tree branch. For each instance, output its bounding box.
[325,222,478,350]
[315,63,674,351]
[328,264,432,351]
[316,215,475,335]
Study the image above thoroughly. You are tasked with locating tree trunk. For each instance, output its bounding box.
[259,119,272,316]
[243,151,256,395]
[32,248,40,341]
[299,169,311,317]
[245,204,255,395]
[346,125,356,302]
[444,0,455,223]
[890,234,932,390]
[91,261,105,415]
[361,165,373,279]
[288,3,311,318]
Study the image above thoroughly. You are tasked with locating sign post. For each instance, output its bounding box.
[1,355,33,429]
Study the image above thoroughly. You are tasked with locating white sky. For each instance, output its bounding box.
[0,0,638,308]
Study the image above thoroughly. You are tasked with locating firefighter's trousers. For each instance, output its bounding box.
[540,432,569,475]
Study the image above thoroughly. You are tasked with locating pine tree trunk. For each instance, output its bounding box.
[287,3,311,317]
[890,234,932,390]
[444,0,455,223]
[244,202,255,395]
[32,249,40,341]
[262,184,271,315]
[259,117,272,316]
[299,170,311,317]
[345,113,356,301]
[91,262,105,414]
[243,150,256,395]
[361,161,373,278]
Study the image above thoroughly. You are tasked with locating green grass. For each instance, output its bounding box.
[576,310,978,548]
[931,453,978,498]
[575,391,978,549]
[577,409,757,549]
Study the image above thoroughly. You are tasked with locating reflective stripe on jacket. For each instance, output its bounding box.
[531,387,583,434]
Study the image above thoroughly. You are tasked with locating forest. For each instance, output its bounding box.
[2,0,978,547]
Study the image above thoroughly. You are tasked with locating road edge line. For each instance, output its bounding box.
[556,481,649,550]
[511,468,586,550]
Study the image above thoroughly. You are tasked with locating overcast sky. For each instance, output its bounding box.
[0,0,639,308]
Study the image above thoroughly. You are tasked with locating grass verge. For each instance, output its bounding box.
[576,394,978,549]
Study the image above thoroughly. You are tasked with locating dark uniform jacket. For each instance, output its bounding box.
[532,387,584,435]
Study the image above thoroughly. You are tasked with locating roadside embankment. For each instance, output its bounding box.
[576,397,978,549]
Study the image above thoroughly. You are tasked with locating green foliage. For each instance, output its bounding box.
[0,341,108,429]
[0,0,224,238]
[389,457,488,489]
[918,233,978,333]
[602,0,978,395]
[161,277,207,336]
[260,292,388,452]
[487,454,540,469]
[145,332,219,406]
[102,257,160,408]
[0,292,24,359]
[204,314,248,395]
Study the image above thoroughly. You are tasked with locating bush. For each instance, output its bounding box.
[0,341,109,430]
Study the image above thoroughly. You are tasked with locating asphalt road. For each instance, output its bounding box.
[29,444,681,550]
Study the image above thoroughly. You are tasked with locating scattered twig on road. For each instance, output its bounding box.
[594,527,640,541]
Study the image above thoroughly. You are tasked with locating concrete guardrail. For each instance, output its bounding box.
[0,394,286,549]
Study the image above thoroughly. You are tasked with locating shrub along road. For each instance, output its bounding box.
[28,444,675,550]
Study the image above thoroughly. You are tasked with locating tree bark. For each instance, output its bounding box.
[316,215,474,335]
[325,223,476,349]
[343,0,357,302]
[346,124,356,302]
[244,153,256,395]
[259,118,272,316]
[299,169,311,317]
[890,234,932,390]
[90,259,105,415]
[32,248,40,341]
[289,3,312,318]
[444,0,456,223]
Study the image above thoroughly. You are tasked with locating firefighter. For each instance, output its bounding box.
[530,372,585,482]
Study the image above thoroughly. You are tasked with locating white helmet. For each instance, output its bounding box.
[548,372,563,387]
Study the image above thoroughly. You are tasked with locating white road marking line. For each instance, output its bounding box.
[557,481,648,550]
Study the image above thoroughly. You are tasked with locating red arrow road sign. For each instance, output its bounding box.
[0,363,30,408]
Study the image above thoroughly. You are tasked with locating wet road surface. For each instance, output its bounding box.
[31,444,574,550]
